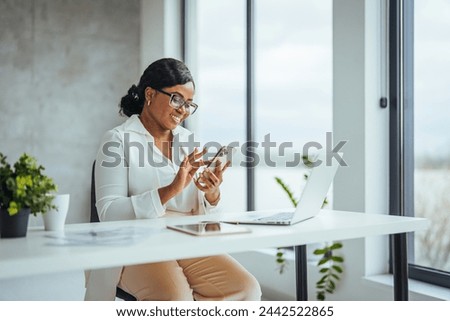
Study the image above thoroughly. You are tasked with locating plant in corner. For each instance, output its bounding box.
[313,241,343,301]
[274,169,344,301]
[0,152,57,238]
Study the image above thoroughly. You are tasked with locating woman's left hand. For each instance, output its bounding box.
[194,159,231,205]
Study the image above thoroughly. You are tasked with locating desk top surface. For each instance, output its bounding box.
[0,209,428,280]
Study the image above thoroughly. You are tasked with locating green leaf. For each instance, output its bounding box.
[331,274,340,280]
[317,292,325,301]
[318,257,330,266]
[8,201,19,215]
[331,256,344,263]
[274,177,298,207]
[330,242,343,250]
[319,268,329,273]
[329,280,336,290]
[332,265,343,273]
[318,275,327,284]
[313,248,327,255]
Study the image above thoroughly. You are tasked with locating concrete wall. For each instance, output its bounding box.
[0,0,140,225]
[0,0,186,301]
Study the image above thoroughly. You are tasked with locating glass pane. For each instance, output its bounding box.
[194,0,246,211]
[254,0,332,210]
[414,0,450,271]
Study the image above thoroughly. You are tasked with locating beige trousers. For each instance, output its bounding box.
[118,254,261,301]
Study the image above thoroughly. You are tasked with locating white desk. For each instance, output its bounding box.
[0,209,428,300]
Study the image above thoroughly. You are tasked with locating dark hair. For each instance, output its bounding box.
[119,58,195,117]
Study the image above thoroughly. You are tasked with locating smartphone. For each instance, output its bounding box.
[206,146,235,170]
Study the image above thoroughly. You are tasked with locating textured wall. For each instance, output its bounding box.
[0,0,140,224]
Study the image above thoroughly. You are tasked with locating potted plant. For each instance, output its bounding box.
[274,176,344,300]
[274,155,344,300]
[0,152,57,238]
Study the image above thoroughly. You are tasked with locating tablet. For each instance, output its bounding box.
[166,221,251,236]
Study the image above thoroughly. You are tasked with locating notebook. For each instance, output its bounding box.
[222,152,341,226]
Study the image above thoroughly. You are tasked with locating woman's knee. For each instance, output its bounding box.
[138,283,194,301]
[119,262,195,301]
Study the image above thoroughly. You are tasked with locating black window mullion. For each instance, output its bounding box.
[388,0,413,220]
[246,0,255,211]
[388,0,413,300]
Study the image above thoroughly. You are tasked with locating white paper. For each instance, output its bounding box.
[45,226,157,246]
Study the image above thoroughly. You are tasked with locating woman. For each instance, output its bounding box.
[87,58,261,301]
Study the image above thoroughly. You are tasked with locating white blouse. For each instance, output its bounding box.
[94,114,216,221]
[86,115,218,301]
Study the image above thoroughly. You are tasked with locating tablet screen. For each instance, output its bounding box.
[167,222,251,236]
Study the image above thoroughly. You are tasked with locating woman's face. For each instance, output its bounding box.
[144,82,195,131]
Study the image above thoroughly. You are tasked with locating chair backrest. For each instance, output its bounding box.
[90,161,100,223]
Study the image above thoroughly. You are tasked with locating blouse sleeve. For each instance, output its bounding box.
[94,130,166,221]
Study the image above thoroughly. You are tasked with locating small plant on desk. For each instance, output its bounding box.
[0,153,57,238]
[0,153,57,216]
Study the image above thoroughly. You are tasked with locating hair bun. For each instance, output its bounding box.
[120,84,143,117]
[128,84,140,101]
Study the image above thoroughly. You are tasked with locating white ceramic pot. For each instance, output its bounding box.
[42,194,70,231]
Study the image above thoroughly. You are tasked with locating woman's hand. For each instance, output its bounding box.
[159,148,206,205]
[194,159,231,205]
[173,148,207,192]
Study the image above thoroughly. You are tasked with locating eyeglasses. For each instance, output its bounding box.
[156,89,198,115]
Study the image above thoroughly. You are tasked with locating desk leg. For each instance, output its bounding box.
[295,245,308,301]
[392,233,409,300]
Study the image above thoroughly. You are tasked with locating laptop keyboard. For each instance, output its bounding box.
[255,211,294,222]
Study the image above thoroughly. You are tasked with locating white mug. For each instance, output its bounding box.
[42,194,70,231]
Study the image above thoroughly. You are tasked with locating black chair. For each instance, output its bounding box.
[91,161,137,301]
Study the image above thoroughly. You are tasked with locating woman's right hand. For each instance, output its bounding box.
[171,148,207,193]
[159,148,206,205]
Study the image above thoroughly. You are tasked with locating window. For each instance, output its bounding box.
[389,0,450,288]
[192,0,247,212]
[254,0,332,210]
[411,0,450,281]
[190,0,332,212]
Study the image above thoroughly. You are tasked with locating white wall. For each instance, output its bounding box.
[331,0,391,300]
[140,0,183,71]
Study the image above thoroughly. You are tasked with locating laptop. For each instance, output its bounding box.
[222,152,341,226]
